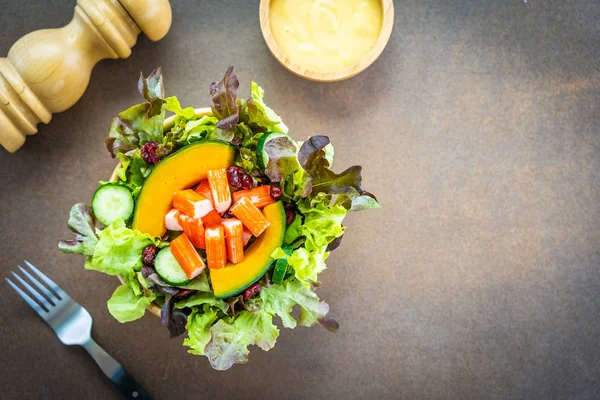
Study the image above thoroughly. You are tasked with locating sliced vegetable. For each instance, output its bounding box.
[165,208,183,231]
[201,209,222,228]
[272,245,293,284]
[231,185,275,209]
[208,169,232,213]
[231,197,271,236]
[205,226,227,270]
[133,141,235,237]
[222,219,244,264]
[170,233,206,280]
[155,246,192,286]
[210,202,285,299]
[179,215,205,249]
[173,190,214,219]
[92,184,134,226]
[194,180,214,206]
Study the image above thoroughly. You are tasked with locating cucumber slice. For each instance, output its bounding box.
[272,245,293,284]
[155,247,191,286]
[92,184,134,226]
[256,132,295,170]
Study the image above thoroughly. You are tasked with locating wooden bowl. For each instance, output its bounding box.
[259,0,394,82]
[112,107,213,318]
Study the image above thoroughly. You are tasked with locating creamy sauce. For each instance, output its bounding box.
[269,0,383,72]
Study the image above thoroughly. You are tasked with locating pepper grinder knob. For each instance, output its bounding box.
[0,0,172,152]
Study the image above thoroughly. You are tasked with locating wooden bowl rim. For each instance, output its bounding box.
[114,107,213,318]
[259,0,395,82]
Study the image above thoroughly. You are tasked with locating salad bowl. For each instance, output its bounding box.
[60,67,380,370]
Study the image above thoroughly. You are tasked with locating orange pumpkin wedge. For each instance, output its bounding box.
[132,141,235,237]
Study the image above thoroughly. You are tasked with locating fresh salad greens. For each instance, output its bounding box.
[59,67,379,370]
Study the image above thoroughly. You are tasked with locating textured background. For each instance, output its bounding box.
[1,0,600,399]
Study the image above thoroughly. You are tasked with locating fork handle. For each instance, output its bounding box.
[82,339,153,400]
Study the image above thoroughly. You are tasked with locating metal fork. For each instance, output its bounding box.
[6,261,153,400]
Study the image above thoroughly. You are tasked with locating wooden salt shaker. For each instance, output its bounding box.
[0,0,173,152]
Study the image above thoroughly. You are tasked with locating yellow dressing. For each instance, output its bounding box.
[269,0,383,72]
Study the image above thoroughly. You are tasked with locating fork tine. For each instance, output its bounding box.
[6,278,48,315]
[24,260,65,300]
[10,272,51,311]
[18,266,56,306]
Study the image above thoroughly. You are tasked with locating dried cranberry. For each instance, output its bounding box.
[286,208,296,225]
[140,142,161,165]
[142,245,158,265]
[241,174,253,190]
[226,166,245,188]
[242,282,262,301]
[222,211,234,219]
[269,184,282,200]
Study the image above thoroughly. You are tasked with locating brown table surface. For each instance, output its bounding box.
[1,1,600,399]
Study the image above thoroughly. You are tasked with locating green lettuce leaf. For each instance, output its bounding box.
[86,219,156,276]
[207,128,235,143]
[174,292,229,313]
[283,214,303,245]
[185,116,218,142]
[210,66,239,130]
[297,197,346,251]
[298,140,334,167]
[107,283,156,323]
[114,151,153,198]
[164,96,196,120]
[261,279,330,328]
[58,203,98,256]
[123,273,142,296]
[287,246,329,283]
[263,135,300,182]
[348,193,381,211]
[296,136,379,211]
[164,115,218,145]
[242,82,288,133]
[178,272,212,292]
[238,147,258,176]
[205,310,279,370]
[280,194,347,282]
[105,69,166,157]
[137,68,166,118]
[184,308,219,356]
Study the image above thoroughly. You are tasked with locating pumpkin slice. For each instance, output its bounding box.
[210,202,285,299]
[132,141,235,237]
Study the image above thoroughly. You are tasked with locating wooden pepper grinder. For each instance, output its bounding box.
[0,0,172,152]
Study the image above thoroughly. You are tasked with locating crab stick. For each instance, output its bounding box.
[202,209,223,228]
[231,185,275,209]
[242,226,253,246]
[222,219,245,264]
[205,226,227,269]
[207,169,232,214]
[173,190,213,219]
[194,180,214,206]
[231,197,271,236]
[171,233,206,279]
[165,209,183,231]
[179,215,205,249]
